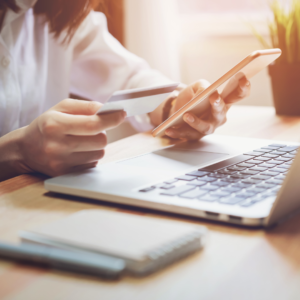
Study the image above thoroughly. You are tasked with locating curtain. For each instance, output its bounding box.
[124,0,181,82]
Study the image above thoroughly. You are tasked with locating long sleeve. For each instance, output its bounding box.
[70,11,174,132]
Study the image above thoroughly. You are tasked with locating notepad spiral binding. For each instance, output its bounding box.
[129,229,206,276]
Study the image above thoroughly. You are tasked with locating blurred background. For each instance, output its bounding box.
[101,0,290,142]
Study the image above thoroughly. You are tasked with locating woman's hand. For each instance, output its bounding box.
[164,76,251,140]
[0,99,125,180]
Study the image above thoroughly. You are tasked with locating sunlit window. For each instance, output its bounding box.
[177,0,269,14]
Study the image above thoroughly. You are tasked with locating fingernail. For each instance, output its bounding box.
[214,97,221,106]
[185,114,194,123]
[166,129,174,136]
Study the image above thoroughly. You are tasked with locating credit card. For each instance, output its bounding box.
[97,83,179,117]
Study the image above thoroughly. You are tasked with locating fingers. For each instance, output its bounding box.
[53,99,103,115]
[165,124,203,140]
[69,162,99,173]
[40,110,126,136]
[51,161,99,177]
[183,111,216,135]
[173,79,211,112]
[66,149,105,166]
[209,93,227,126]
[64,132,107,152]
[225,77,251,104]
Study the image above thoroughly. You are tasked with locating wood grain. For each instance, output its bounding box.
[1,105,300,300]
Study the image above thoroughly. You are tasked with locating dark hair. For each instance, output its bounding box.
[0,0,102,42]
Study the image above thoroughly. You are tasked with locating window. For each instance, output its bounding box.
[177,0,270,14]
[177,0,282,106]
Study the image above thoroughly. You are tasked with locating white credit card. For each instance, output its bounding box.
[97,83,179,117]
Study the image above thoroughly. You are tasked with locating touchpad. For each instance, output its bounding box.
[118,148,228,173]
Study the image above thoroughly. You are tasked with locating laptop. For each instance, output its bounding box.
[45,134,300,227]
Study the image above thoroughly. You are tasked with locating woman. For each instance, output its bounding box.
[0,0,250,181]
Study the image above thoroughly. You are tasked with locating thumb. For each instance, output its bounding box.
[51,99,102,116]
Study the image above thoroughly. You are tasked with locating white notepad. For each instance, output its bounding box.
[20,210,207,275]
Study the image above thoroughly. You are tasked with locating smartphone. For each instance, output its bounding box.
[152,49,282,137]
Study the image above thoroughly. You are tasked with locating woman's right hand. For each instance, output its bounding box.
[14,99,125,177]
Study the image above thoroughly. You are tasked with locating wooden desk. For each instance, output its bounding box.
[1,106,300,300]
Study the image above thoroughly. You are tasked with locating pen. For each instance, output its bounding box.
[0,242,125,279]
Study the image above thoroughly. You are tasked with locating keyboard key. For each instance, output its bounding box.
[220,178,239,183]
[237,162,255,168]
[253,157,271,162]
[158,184,175,190]
[187,181,207,187]
[164,179,178,184]
[262,171,279,177]
[243,151,261,156]
[240,170,260,175]
[275,174,286,180]
[186,170,209,177]
[230,174,248,179]
[208,173,226,178]
[275,157,291,162]
[254,148,272,153]
[242,179,263,185]
[198,177,217,182]
[256,183,276,189]
[266,179,283,185]
[246,187,266,193]
[250,166,268,172]
[211,181,230,187]
[265,160,283,165]
[199,185,219,191]
[227,166,247,171]
[198,195,219,202]
[179,189,207,199]
[221,187,241,193]
[210,191,230,197]
[262,146,280,150]
[282,153,296,158]
[259,163,278,168]
[244,159,263,165]
[232,182,252,188]
[269,168,285,173]
[220,196,245,205]
[277,146,299,152]
[262,154,279,159]
[175,175,196,181]
[251,175,272,181]
[276,164,290,170]
[268,144,286,147]
[236,192,256,198]
[199,155,252,172]
[285,161,293,165]
[270,151,287,156]
[139,186,156,192]
[217,169,237,175]
[160,185,195,196]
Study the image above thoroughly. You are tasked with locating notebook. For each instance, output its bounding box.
[20,210,207,275]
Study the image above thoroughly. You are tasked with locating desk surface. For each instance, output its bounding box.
[1,106,300,300]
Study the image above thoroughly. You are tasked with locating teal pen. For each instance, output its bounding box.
[0,242,125,279]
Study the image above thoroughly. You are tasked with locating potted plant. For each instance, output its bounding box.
[253,0,300,116]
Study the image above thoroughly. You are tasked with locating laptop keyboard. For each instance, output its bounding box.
[138,144,299,207]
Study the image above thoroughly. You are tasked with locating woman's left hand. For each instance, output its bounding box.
[165,76,251,140]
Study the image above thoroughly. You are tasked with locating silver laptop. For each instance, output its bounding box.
[45,134,300,227]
